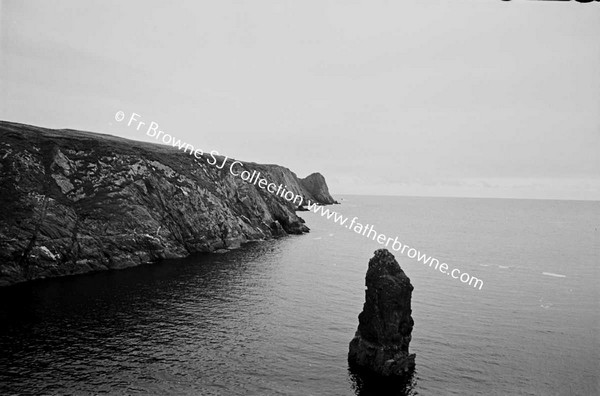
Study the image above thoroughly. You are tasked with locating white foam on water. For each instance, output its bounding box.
[542,272,566,278]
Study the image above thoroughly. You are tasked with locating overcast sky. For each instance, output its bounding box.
[1,0,599,200]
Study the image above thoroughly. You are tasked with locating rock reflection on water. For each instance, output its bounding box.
[348,366,417,396]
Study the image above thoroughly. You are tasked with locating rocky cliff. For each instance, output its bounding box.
[0,121,336,287]
[348,249,416,376]
[300,172,338,205]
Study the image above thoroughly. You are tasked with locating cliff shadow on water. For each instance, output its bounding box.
[348,366,417,396]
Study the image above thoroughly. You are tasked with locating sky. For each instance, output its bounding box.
[1,0,599,200]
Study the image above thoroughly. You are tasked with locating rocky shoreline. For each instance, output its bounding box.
[0,121,336,287]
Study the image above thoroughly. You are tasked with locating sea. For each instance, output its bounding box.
[0,195,598,395]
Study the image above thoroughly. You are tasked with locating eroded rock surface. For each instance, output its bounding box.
[0,121,335,286]
[348,249,416,376]
[300,172,338,205]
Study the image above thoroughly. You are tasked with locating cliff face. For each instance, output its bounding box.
[0,121,335,287]
[348,249,416,376]
[300,172,338,205]
[243,164,335,208]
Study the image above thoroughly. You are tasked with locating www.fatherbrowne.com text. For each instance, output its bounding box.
[305,203,484,290]
[115,110,484,290]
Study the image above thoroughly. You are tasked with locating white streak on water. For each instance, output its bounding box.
[542,272,566,278]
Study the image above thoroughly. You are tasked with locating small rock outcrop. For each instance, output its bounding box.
[348,249,416,376]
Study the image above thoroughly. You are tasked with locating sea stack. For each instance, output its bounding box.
[348,249,416,376]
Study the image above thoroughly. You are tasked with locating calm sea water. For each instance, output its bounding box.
[0,196,598,395]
